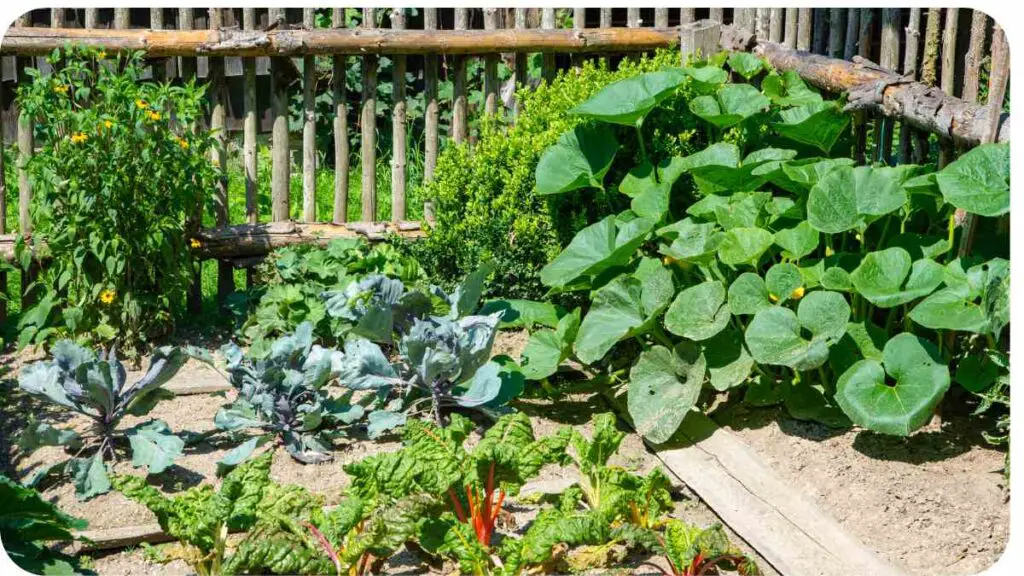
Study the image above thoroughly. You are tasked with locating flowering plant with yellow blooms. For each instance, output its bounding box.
[14,46,220,357]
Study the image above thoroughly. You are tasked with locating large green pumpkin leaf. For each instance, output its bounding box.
[776,157,855,193]
[520,309,582,381]
[717,227,774,267]
[658,221,724,265]
[762,70,822,107]
[628,344,706,443]
[571,69,689,125]
[807,165,914,233]
[849,248,943,308]
[727,52,764,79]
[765,263,802,304]
[834,333,950,436]
[773,221,819,260]
[703,329,755,391]
[682,65,729,93]
[745,291,849,371]
[664,281,730,341]
[935,142,1009,217]
[689,84,770,129]
[574,266,669,365]
[535,124,619,195]
[727,273,772,316]
[539,215,655,290]
[773,101,851,153]
[908,257,1009,335]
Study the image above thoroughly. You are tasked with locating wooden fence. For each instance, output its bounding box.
[0,8,1010,323]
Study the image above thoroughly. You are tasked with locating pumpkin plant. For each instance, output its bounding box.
[17,341,204,499]
[527,56,1009,441]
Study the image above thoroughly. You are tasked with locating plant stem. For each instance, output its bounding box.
[636,121,656,182]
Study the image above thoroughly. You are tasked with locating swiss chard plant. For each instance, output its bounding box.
[214,322,366,471]
[529,56,1010,442]
[333,265,526,432]
[17,341,203,499]
[0,474,92,575]
[231,239,426,356]
[642,520,760,576]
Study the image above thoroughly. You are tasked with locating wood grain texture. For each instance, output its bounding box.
[269,8,290,222]
[302,8,317,222]
[361,8,378,221]
[243,8,258,225]
[391,8,407,221]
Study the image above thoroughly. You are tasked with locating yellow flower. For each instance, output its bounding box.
[825,246,834,257]
[53,84,69,95]
[148,111,162,121]
[99,290,116,305]
[104,120,113,129]
[791,286,805,300]
[70,132,89,144]
[768,293,779,303]
[135,99,147,109]
[190,238,202,249]
[97,51,106,60]
[177,137,190,150]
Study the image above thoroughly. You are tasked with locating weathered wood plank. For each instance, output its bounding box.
[209,9,233,303]
[542,8,556,83]
[483,8,499,115]
[360,8,378,221]
[513,8,528,118]
[423,8,440,178]
[302,8,317,222]
[452,9,468,144]
[242,8,258,226]
[796,8,811,51]
[391,8,407,222]
[192,221,425,259]
[783,8,797,49]
[269,8,289,222]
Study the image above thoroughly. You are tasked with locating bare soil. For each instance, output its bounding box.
[710,402,1009,576]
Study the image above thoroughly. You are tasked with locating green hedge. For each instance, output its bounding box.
[413,50,700,300]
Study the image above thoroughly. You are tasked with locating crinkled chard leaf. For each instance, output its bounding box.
[835,333,950,436]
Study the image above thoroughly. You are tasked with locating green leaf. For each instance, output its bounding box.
[807,165,914,233]
[535,124,619,195]
[828,320,887,376]
[773,221,819,260]
[575,271,665,365]
[785,382,851,429]
[664,281,730,341]
[717,227,774,267]
[681,65,728,92]
[762,70,822,107]
[657,219,723,265]
[690,83,771,129]
[703,329,755,391]
[765,263,802,304]
[773,101,851,153]
[834,333,950,436]
[935,142,1009,217]
[727,52,764,79]
[571,69,689,125]
[727,273,772,316]
[955,354,1000,393]
[126,420,184,475]
[68,454,111,501]
[215,434,272,476]
[821,267,853,291]
[745,291,849,371]
[540,215,655,290]
[19,420,82,452]
[908,288,990,333]
[478,299,560,329]
[628,344,706,443]
[849,248,943,308]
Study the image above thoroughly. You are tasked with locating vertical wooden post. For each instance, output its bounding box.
[599,8,611,28]
[735,9,754,32]
[655,8,668,28]
[269,8,290,222]
[0,78,6,325]
[769,8,783,43]
[150,9,167,81]
[938,9,960,168]
[875,9,900,165]
[391,8,407,222]
[331,9,349,225]
[84,8,98,29]
[709,9,723,25]
[301,9,317,222]
[959,25,1008,258]
[961,11,988,105]
[452,8,468,144]
[209,8,232,302]
[627,8,640,28]
[899,9,922,165]
[50,8,65,27]
[542,9,556,83]
[812,9,828,55]
[176,8,202,313]
[755,9,769,41]
[921,9,942,87]
[514,9,528,118]
[827,9,844,58]
[681,20,722,63]
[852,9,873,165]
[783,9,797,49]
[423,8,439,180]
[797,9,811,51]
[243,9,258,226]
[681,9,695,25]
[843,9,858,60]
[484,8,499,115]
[361,8,378,221]
[572,8,586,69]
[113,8,128,29]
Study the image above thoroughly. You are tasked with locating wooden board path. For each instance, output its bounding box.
[604,390,907,576]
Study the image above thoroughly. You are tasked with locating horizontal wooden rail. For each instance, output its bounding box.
[0,25,681,57]
[0,221,425,263]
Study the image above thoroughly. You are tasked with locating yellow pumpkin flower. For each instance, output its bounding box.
[148,110,162,121]
[768,293,779,303]
[791,286,805,300]
[135,99,147,109]
[70,132,89,144]
[99,289,116,304]
[190,238,202,249]
[825,246,834,257]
